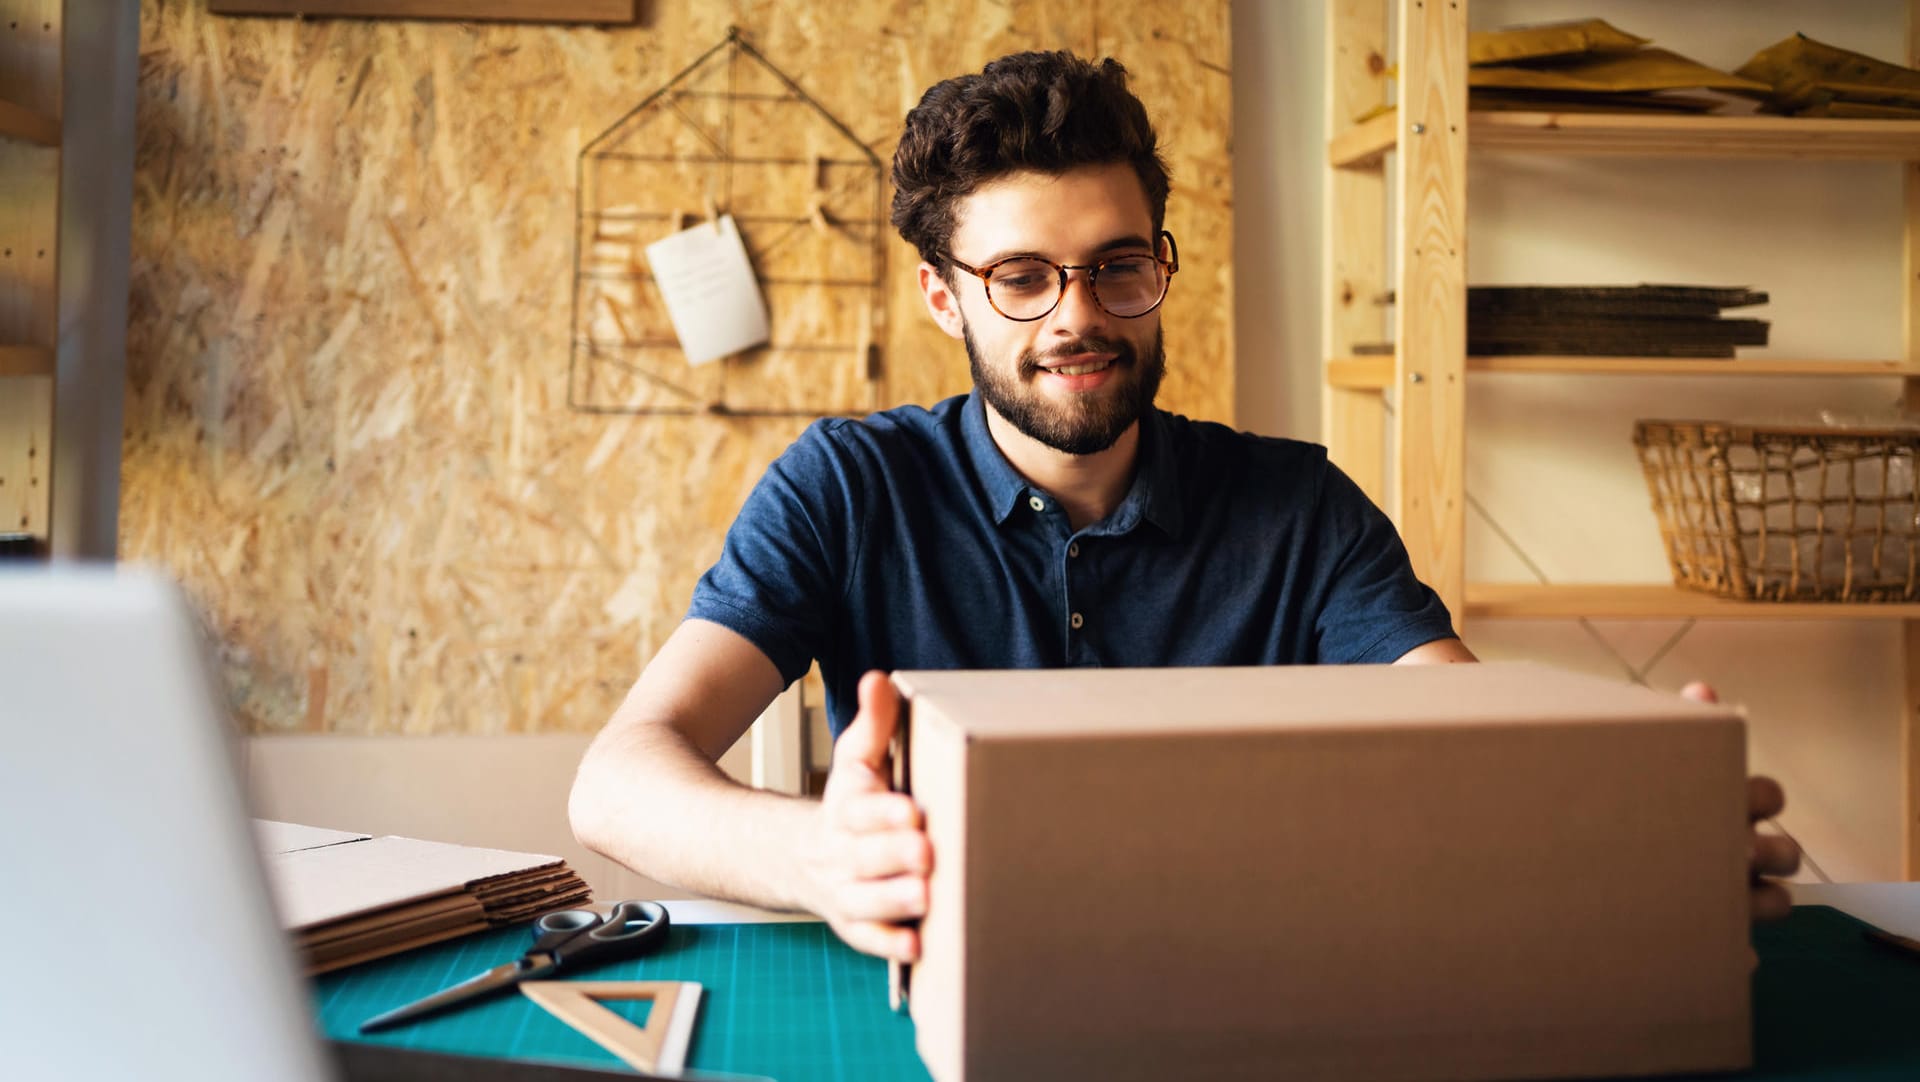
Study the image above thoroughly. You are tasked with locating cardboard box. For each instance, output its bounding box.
[889,662,1751,1082]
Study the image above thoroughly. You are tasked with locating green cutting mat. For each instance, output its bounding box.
[1738,904,1920,1081]
[318,907,1920,1081]
[314,921,932,1081]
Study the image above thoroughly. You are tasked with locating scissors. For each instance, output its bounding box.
[359,900,671,1034]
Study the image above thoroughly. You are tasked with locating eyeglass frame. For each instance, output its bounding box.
[946,230,1180,323]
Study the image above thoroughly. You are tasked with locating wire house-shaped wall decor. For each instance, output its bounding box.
[569,28,887,416]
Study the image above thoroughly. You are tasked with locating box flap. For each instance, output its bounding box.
[891,661,1735,740]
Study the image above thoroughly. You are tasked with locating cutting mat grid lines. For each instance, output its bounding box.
[316,909,1920,1080]
[315,922,932,1081]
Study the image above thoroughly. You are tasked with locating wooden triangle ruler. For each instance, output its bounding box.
[521,980,704,1075]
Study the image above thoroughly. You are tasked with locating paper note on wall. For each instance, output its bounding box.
[643,214,771,365]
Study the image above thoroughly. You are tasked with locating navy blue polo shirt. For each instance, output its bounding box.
[689,392,1456,737]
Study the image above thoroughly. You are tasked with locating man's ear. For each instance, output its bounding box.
[917,262,967,341]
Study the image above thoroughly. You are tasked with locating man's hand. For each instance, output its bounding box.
[1680,681,1800,921]
[799,671,931,961]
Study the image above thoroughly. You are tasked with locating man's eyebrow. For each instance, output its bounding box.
[975,234,1157,266]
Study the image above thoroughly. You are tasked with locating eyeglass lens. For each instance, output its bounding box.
[987,256,1166,320]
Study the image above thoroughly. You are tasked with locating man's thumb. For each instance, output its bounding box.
[831,670,899,784]
[1680,680,1719,704]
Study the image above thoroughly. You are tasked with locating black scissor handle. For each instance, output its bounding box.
[528,907,601,955]
[543,900,670,970]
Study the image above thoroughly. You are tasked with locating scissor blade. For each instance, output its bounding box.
[358,957,553,1034]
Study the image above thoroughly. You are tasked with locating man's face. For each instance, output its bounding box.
[933,163,1167,457]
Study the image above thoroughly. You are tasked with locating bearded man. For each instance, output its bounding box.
[569,51,1794,963]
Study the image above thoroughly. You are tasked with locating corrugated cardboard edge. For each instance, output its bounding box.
[304,920,492,975]
[898,693,972,1082]
[887,684,913,1013]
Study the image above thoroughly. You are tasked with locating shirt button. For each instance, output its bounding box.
[1028,495,1045,512]
[1070,612,1085,630]
[1068,542,1080,558]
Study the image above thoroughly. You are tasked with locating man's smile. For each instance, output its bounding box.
[1041,353,1118,378]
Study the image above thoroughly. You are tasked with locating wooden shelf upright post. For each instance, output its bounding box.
[1323,1,1392,514]
[1903,0,1920,880]
[1324,0,1469,621]
[0,2,136,560]
[0,0,61,551]
[1390,0,1469,620]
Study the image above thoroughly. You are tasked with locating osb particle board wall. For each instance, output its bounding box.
[123,0,1233,734]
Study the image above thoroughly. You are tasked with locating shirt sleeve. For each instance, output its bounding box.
[686,421,861,686]
[1309,458,1459,664]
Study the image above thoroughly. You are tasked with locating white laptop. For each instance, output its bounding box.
[0,568,338,1082]
[0,569,672,1082]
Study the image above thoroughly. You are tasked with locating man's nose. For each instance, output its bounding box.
[1048,268,1111,335]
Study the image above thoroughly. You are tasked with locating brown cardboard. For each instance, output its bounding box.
[254,825,592,973]
[890,662,1751,1082]
[263,834,570,929]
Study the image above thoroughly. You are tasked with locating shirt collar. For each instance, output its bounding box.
[1126,407,1185,539]
[962,391,1034,525]
[961,391,1185,538]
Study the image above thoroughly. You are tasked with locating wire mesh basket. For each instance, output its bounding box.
[1633,419,1920,602]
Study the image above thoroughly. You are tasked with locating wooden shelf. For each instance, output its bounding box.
[0,345,54,378]
[1331,111,1920,169]
[0,97,59,147]
[1327,355,1915,390]
[1327,357,1396,389]
[1328,110,1398,170]
[1467,582,1920,621]
[1471,356,1914,377]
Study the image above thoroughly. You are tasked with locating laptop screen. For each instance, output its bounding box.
[0,569,336,1082]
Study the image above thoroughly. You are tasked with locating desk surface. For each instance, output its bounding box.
[317,903,1920,1081]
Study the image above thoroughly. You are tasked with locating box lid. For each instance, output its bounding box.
[892,661,1735,739]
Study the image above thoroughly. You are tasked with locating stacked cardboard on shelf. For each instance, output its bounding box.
[1736,34,1920,119]
[255,820,592,975]
[1467,18,1768,113]
[1468,284,1769,357]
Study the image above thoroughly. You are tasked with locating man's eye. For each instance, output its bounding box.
[994,270,1052,293]
[1102,261,1149,281]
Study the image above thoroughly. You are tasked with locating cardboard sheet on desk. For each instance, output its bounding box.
[265,834,567,929]
[256,819,373,854]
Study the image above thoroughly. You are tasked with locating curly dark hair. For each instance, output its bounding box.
[889,51,1171,270]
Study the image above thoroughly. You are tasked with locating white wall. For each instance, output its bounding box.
[1233,0,1329,442]
[245,729,781,901]
[1233,0,1909,881]
[246,734,673,900]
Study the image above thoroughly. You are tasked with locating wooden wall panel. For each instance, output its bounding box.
[123,0,1234,734]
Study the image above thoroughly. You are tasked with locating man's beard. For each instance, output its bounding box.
[964,322,1166,457]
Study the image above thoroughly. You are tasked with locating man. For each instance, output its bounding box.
[570,51,1798,963]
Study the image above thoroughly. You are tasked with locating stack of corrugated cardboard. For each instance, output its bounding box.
[1467,18,1768,113]
[1737,34,1920,119]
[1463,21,1920,118]
[255,821,592,975]
[1468,284,1769,357]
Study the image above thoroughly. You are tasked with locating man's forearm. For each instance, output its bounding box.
[569,720,821,913]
